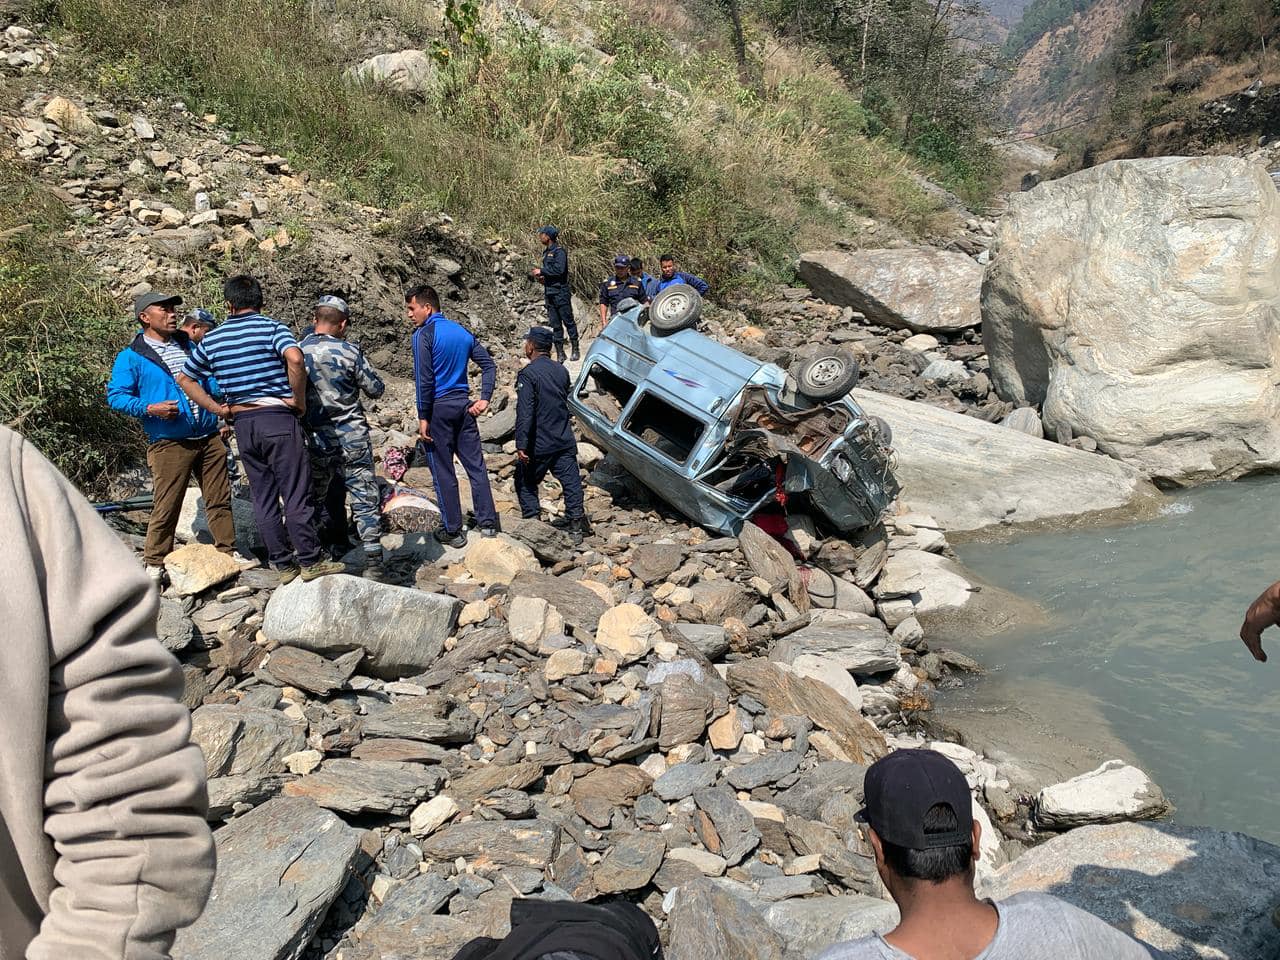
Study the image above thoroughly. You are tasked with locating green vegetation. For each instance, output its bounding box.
[1002,0,1091,58]
[51,0,958,296]
[0,164,143,496]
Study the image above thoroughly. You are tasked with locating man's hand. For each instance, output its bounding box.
[146,400,180,420]
[418,418,432,443]
[532,267,543,280]
[468,399,489,417]
[1240,580,1280,662]
[516,449,530,464]
[218,424,232,442]
[284,398,306,418]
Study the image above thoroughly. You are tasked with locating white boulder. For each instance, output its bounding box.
[1034,759,1170,830]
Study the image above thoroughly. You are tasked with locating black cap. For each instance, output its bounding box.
[134,290,183,316]
[859,749,973,849]
[524,326,554,350]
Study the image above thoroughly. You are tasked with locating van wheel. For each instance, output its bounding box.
[795,351,859,401]
[649,283,702,335]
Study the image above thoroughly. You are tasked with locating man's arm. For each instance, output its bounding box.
[467,339,497,417]
[283,346,307,416]
[413,327,436,429]
[14,434,214,959]
[105,351,177,420]
[544,247,568,284]
[176,372,228,419]
[683,272,710,296]
[356,348,386,400]
[1241,580,1280,662]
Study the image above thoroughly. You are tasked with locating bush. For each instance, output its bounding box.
[0,165,143,496]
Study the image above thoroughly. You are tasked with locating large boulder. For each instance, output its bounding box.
[190,704,305,780]
[798,248,983,332]
[263,574,460,678]
[982,822,1280,958]
[873,550,1044,641]
[1034,760,1170,830]
[346,49,438,94]
[172,797,360,960]
[852,389,1159,533]
[983,157,1280,484]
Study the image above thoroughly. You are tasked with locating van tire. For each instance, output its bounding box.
[649,283,702,335]
[795,351,859,401]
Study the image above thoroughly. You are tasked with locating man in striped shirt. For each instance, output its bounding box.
[177,275,343,583]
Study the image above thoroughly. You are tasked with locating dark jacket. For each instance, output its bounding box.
[106,331,222,442]
[515,355,576,457]
[598,275,648,314]
[539,243,569,294]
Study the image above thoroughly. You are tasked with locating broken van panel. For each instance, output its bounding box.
[569,305,899,537]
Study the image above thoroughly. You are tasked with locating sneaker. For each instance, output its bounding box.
[300,559,346,582]
[230,550,258,568]
[479,525,499,539]
[277,565,301,585]
[145,565,167,587]
[433,527,467,549]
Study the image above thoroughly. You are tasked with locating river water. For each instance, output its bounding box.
[948,476,1280,846]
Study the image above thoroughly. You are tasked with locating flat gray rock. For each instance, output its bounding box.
[667,878,785,960]
[983,823,1280,959]
[422,819,561,871]
[190,704,305,780]
[260,645,352,695]
[172,797,360,960]
[282,759,445,815]
[654,762,721,802]
[762,895,898,955]
[362,696,478,743]
[263,574,459,678]
[770,616,897,675]
[593,831,665,893]
[726,751,803,790]
[694,785,760,866]
[508,571,608,633]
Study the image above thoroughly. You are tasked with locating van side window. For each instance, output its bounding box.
[578,363,636,424]
[624,393,705,465]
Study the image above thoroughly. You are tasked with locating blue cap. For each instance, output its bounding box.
[538,225,559,238]
[315,295,350,316]
[613,254,630,267]
[524,326,554,350]
[184,307,215,327]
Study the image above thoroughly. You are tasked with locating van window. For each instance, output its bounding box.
[578,363,636,424]
[624,392,705,465]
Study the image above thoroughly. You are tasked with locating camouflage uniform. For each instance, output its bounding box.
[301,333,386,557]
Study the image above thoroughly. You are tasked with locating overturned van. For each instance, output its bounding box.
[568,286,899,537]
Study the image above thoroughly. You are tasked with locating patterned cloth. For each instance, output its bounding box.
[183,312,297,404]
[146,335,189,380]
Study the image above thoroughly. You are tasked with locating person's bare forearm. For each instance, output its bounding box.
[1240,579,1280,662]
[285,351,307,415]
[176,374,226,417]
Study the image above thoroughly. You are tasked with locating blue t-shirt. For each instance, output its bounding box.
[183,312,298,404]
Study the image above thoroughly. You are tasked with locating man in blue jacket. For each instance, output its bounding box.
[655,254,710,296]
[407,284,499,548]
[107,291,236,584]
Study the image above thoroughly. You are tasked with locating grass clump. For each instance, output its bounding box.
[0,162,143,496]
[53,0,944,295]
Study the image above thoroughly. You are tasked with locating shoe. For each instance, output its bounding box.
[569,340,581,361]
[145,565,167,587]
[278,565,301,585]
[300,559,346,582]
[230,550,258,568]
[433,527,467,549]
[479,525,499,538]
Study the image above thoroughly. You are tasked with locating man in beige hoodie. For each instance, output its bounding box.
[0,425,215,960]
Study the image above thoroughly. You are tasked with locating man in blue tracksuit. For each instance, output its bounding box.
[514,327,590,542]
[407,284,499,548]
[107,290,235,583]
[655,254,710,296]
[530,226,579,363]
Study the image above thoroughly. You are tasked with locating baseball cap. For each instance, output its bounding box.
[858,749,973,849]
[133,290,183,316]
[315,295,350,316]
[538,225,559,238]
[613,254,630,268]
[185,308,215,327]
[524,326,554,350]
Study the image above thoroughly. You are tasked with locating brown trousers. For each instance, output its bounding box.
[144,434,234,565]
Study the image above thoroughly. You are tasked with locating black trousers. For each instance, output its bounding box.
[515,448,584,519]
[544,291,578,345]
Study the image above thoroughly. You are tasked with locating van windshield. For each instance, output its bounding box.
[624,392,705,465]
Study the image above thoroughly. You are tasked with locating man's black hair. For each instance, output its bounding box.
[224,274,263,312]
[405,284,440,310]
[659,253,675,263]
[629,257,643,268]
[879,803,973,884]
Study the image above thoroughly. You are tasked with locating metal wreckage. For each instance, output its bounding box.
[569,285,900,537]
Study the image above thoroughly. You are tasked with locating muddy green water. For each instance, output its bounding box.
[950,476,1280,846]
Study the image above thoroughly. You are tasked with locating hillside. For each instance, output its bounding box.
[1002,0,1280,168]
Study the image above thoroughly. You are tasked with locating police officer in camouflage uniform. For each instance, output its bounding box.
[300,296,386,572]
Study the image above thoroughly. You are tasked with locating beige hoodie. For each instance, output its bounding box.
[0,426,214,960]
